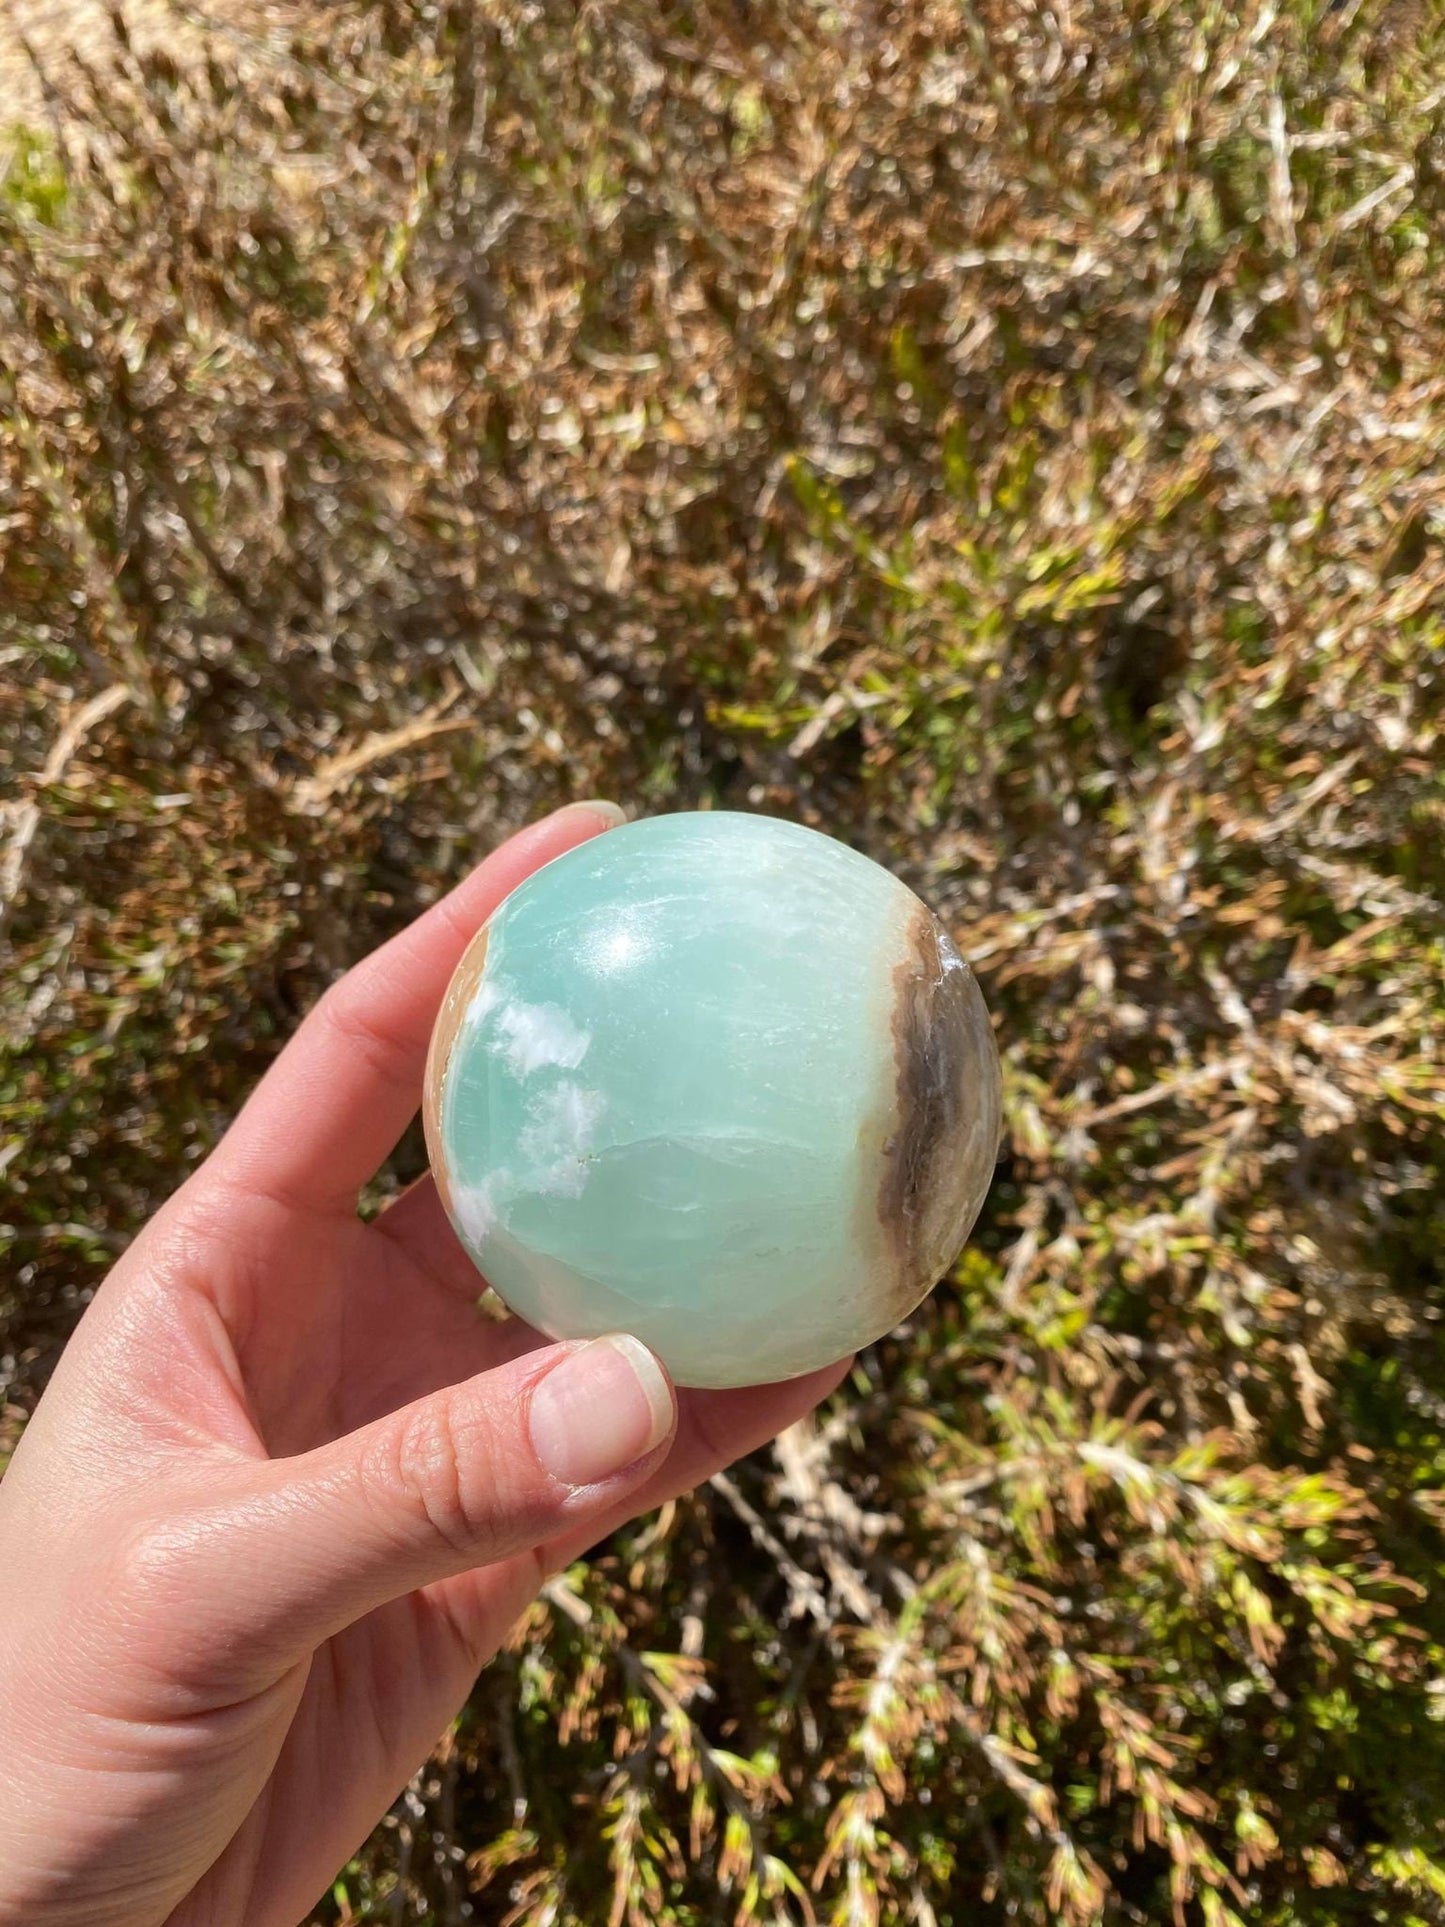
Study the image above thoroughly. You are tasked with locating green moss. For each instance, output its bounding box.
[1,127,68,226]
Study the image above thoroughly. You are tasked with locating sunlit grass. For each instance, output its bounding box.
[3,2,1445,1920]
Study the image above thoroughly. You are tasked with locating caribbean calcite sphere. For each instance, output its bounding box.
[423,811,1002,1388]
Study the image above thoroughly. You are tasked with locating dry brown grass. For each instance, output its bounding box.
[0,0,296,125]
[4,3,1445,1921]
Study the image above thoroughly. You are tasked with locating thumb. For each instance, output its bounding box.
[152,1335,675,1674]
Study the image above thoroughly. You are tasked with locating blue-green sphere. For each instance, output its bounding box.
[424,811,1001,1387]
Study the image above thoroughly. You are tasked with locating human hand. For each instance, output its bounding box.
[0,802,850,1927]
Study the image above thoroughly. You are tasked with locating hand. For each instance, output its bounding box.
[0,802,850,1927]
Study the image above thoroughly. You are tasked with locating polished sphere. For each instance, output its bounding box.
[424,811,1002,1388]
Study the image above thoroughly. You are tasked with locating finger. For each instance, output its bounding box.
[431,1354,854,1649]
[205,801,626,1215]
[148,1333,676,1680]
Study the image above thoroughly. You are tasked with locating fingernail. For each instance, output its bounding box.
[529,1335,674,1487]
[552,799,627,831]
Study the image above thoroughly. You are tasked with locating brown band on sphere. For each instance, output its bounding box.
[880,903,996,1311]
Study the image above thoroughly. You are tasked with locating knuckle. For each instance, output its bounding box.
[314,975,416,1089]
[109,1512,208,1622]
[104,1508,266,1709]
[371,1397,500,1561]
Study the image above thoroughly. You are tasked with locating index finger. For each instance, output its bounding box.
[206,801,626,1215]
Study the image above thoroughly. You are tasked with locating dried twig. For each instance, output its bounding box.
[290,694,472,812]
[0,683,133,939]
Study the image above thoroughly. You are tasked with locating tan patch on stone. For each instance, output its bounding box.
[422,923,490,1220]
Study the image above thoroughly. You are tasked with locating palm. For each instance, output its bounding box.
[220,1188,517,1451]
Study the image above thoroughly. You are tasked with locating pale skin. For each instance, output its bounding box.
[0,802,850,1927]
